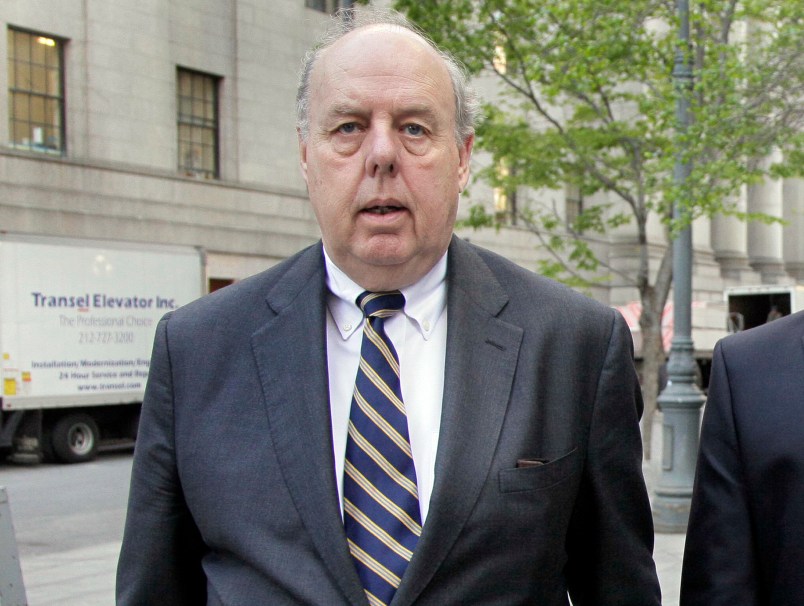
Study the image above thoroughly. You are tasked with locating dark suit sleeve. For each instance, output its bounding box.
[680,340,758,605]
[566,312,661,605]
[116,315,207,605]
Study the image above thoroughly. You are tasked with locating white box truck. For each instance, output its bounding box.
[725,284,804,333]
[0,233,204,463]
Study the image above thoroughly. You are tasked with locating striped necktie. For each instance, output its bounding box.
[344,290,421,606]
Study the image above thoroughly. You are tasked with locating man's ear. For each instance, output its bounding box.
[458,133,474,191]
[298,128,309,183]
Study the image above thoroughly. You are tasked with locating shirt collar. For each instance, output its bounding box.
[324,250,448,342]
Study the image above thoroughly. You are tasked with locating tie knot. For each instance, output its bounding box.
[357,290,405,319]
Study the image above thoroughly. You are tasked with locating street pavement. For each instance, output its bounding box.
[17,529,685,606]
[18,541,120,606]
[13,461,686,606]
[654,531,686,606]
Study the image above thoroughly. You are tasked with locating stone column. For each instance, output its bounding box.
[747,151,787,283]
[711,186,751,279]
[783,178,804,280]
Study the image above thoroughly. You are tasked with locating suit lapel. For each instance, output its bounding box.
[250,244,367,606]
[249,239,524,605]
[394,237,524,605]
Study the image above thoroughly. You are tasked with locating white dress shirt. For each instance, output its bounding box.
[324,251,447,524]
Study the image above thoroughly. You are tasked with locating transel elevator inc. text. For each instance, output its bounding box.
[30,292,177,309]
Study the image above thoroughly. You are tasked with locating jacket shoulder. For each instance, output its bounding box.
[460,239,616,322]
[715,309,804,378]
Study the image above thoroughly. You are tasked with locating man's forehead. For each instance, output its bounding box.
[328,23,435,57]
[314,24,447,82]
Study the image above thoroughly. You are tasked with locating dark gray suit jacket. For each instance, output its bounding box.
[117,236,660,605]
[681,310,804,605]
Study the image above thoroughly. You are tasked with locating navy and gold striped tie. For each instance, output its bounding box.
[344,291,421,606]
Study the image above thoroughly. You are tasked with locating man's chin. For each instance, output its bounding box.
[355,237,414,267]
[341,250,422,291]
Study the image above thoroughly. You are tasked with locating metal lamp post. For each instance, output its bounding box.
[652,0,707,533]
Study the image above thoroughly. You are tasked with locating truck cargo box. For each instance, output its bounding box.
[0,233,204,462]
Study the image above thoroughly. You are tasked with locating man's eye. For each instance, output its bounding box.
[337,123,358,134]
[404,124,424,136]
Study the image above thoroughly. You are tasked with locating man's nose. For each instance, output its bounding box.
[364,127,399,177]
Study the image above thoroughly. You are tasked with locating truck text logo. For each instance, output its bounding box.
[30,292,176,309]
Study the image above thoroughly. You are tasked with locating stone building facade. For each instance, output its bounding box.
[1,0,801,368]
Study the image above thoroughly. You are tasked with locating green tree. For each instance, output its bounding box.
[394,0,803,456]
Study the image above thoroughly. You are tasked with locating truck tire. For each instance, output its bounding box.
[51,413,100,463]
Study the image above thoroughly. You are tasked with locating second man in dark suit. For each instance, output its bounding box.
[682,310,804,605]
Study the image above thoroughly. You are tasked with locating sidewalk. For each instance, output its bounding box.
[654,531,686,605]
[15,445,683,604]
[17,530,686,605]
[19,542,119,606]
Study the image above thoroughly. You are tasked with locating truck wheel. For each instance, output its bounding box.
[51,414,100,463]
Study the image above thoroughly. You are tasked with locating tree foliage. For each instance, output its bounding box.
[393,0,803,455]
[395,0,801,228]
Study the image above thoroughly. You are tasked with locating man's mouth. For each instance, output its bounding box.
[364,205,403,215]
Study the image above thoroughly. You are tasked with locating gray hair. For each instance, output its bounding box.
[295,6,480,146]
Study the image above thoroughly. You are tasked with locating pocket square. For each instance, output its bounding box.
[516,458,548,468]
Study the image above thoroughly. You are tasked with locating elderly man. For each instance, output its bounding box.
[117,8,659,605]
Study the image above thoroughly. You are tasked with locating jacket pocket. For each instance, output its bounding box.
[498,447,581,493]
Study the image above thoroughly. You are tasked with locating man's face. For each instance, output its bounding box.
[299,26,473,291]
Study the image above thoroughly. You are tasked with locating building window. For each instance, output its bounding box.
[7,28,65,154]
[565,183,583,227]
[305,0,354,13]
[208,277,234,293]
[492,43,507,75]
[177,68,219,179]
[493,161,518,225]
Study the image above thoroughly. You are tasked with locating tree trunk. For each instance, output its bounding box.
[638,313,667,460]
